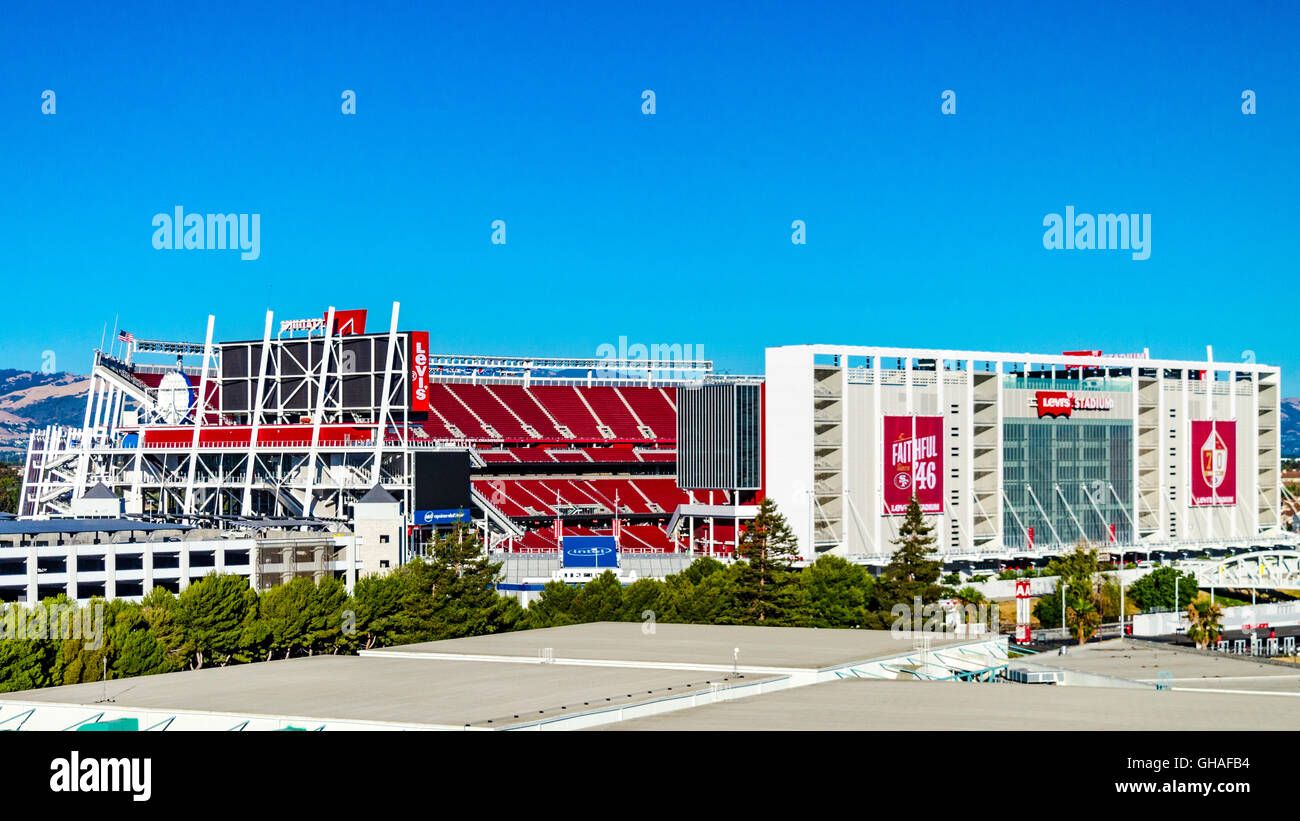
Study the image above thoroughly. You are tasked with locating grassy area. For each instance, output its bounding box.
[1195,590,1250,608]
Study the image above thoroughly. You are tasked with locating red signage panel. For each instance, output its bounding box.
[1190,420,1236,506]
[1036,390,1073,418]
[328,309,368,336]
[883,415,943,515]
[409,331,430,412]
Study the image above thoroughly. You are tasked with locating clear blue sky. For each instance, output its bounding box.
[2,1,1297,389]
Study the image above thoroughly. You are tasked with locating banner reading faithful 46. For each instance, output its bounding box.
[883,415,943,514]
[1190,420,1236,506]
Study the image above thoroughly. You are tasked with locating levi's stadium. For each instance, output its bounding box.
[5,302,1295,608]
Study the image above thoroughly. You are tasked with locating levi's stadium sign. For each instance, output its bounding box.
[1034,391,1113,418]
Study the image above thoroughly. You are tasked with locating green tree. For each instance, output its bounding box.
[51,597,112,685]
[1032,544,1103,644]
[524,581,581,629]
[1128,566,1199,612]
[569,571,626,623]
[953,586,995,629]
[0,464,20,515]
[174,574,259,668]
[344,572,405,650]
[0,604,56,692]
[656,560,741,624]
[868,496,948,627]
[618,578,664,624]
[732,498,806,625]
[420,524,521,639]
[801,555,873,628]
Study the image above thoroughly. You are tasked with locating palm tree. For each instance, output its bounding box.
[1186,599,1224,650]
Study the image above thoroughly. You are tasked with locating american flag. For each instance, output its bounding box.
[117,330,134,344]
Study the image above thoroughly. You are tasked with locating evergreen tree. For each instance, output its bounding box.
[421,524,522,639]
[618,578,664,623]
[655,561,739,625]
[801,555,873,628]
[868,495,948,626]
[173,574,259,668]
[524,581,581,629]
[732,498,806,625]
[384,526,524,641]
[569,571,626,623]
[345,572,405,650]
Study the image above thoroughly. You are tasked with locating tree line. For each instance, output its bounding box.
[1,496,972,693]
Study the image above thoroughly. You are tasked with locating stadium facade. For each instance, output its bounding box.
[765,345,1285,560]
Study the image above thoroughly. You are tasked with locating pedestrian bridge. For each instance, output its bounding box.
[1191,550,1300,591]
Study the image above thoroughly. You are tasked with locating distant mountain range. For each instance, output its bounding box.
[0,369,89,461]
[2,369,1300,461]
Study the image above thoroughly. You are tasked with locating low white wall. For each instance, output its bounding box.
[1132,600,1300,637]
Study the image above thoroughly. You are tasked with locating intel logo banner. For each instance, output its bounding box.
[562,536,619,568]
[413,508,470,526]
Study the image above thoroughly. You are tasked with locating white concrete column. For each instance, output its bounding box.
[26,544,38,606]
[104,544,116,600]
[143,545,154,594]
[65,540,77,601]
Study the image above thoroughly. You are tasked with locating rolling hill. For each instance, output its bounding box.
[0,369,90,461]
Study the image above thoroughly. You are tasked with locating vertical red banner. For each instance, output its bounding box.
[1190,420,1236,506]
[883,415,943,514]
[409,331,430,412]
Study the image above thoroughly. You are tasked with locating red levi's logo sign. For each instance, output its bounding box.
[409,331,430,412]
[882,415,943,515]
[1190,420,1236,506]
[1034,391,1112,417]
[1036,391,1073,418]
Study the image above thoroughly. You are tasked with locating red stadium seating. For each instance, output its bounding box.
[618,387,676,439]
[429,384,491,438]
[635,449,676,462]
[583,447,640,463]
[582,386,644,438]
[447,384,529,439]
[484,386,552,437]
[528,386,603,439]
[475,476,688,517]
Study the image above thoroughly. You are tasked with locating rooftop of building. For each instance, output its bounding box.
[362,621,976,672]
[601,677,1295,731]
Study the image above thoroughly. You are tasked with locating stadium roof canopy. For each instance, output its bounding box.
[0,518,192,535]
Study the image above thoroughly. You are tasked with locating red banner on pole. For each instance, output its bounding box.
[1190,420,1236,506]
[883,415,943,515]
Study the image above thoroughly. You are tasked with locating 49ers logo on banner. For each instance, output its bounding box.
[883,415,943,514]
[1190,420,1236,506]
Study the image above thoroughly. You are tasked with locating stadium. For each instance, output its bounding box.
[766,345,1289,563]
[11,303,761,603]
[9,304,1297,606]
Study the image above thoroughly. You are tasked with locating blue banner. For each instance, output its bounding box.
[413,508,471,526]
[562,536,618,568]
